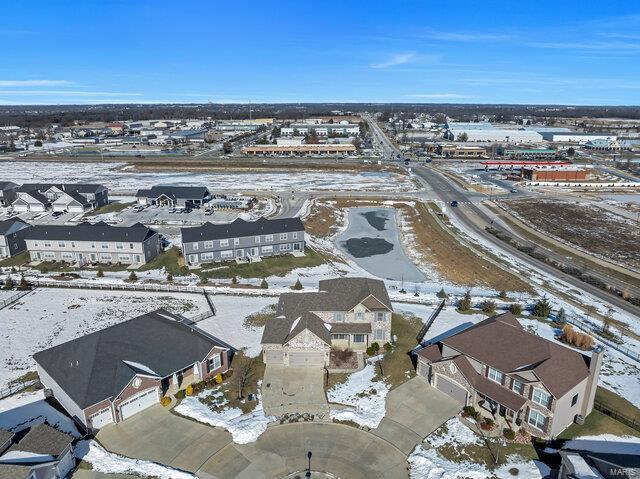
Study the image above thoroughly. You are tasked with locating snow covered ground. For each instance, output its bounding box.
[0,288,209,386]
[0,389,79,437]
[174,382,274,444]
[75,440,196,479]
[327,360,389,428]
[1,161,417,192]
[408,418,546,479]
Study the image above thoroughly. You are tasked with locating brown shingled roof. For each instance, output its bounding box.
[330,323,372,334]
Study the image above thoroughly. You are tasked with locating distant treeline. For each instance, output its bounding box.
[1,103,640,128]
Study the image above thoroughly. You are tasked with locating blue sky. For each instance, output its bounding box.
[1,0,640,105]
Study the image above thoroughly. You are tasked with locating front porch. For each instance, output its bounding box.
[470,392,524,436]
[162,367,200,396]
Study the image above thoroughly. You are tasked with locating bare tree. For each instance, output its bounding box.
[231,353,257,400]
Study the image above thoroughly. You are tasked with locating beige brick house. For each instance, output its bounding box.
[261,277,393,366]
[416,312,603,439]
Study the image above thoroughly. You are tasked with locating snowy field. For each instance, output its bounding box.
[1,161,417,192]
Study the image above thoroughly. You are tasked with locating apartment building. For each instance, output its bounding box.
[0,219,31,258]
[24,222,160,266]
[181,217,305,265]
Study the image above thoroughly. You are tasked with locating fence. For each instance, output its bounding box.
[0,289,32,311]
[417,299,445,344]
[31,279,205,294]
[563,315,640,363]
[0,379,39,401]
[594,400,640,432]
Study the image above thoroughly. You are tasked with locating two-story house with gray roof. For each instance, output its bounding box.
[34,309,234,431]
[416,312,603,439]
[261,277,393,366]
[0,219,31,258]
[12,183,108,213]
[24,222,160,266]
[0,181,19,207]
[181,217,305,265]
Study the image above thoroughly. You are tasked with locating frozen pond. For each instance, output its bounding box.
[335,207,425,282]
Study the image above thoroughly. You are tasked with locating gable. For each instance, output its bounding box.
[285,328,329,349]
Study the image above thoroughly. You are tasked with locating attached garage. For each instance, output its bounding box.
[264,349,284,364]
[288,351,325,366]
[88,407,113,429]
[118,388,159,421]
[435,375,468,405]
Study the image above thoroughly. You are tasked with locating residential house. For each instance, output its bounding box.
[12,183,108,213]
[261,278,393,366]
[0,424,75,479]
[24,222,160,266]
[559,441,640,479]
[0,219,31,258]
[181,217,305,265]
[0,181,19,207]
[415,312,603,439]
[34,309,234,431]
[135,185,210,208]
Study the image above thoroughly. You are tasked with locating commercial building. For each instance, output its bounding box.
[241,143,356,156]
[436,144,487,158]
[446,128,543,143]
[522,167,591,182]
[280,123,360,137]
[24,222,160,266]
[583,139,629,151]
[541,132,617,143]
[503,148,558,160]
[34,309,233,431]
[416,312,603,439]
[181,217,305,265]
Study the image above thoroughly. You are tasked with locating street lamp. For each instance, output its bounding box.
[306,451,312,478]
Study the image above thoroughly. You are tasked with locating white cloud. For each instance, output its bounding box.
[370,52,415,69]
[0,80,73,87]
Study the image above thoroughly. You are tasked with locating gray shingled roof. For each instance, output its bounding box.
[261,312,331,345]
[0,464,31,479]
[24,222,157,243]
[181,217,304,243]
[0,429,12,450]
[33,309,232,409]
[7,424,72,457]
[136,185,210,200]
[0,219,29,236]
[17,183,105,194]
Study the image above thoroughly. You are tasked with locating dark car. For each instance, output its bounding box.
[183,208,192,214]
[52,211,63,217]
[450,200,459,207]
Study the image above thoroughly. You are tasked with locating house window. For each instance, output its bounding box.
[265,234,273,242]
[91,242,96,248]
[101,243,109,249]
[374,329,385,341]
[201,252,214,261]
[254,236,260,244]
[119,254,131,261]
[527,410,547,431]
[44,252,55,259]
[532,388,551,408]
[234,238,240,245]
[116,243,123,250]
[220,250,233,259]
[280,233,287,240]
[61,252,73,260]
[44,241,51,247]
[280,243,291,251]
[512,379,525,395]
[376,312,386,321]
[208,354,222,371]
[353,334,365,343]
[129,243,134,249]
[571,393,579,407]
[193,243,199,250]
[71,242,76,248]
[100,253,112,260]
[332,334,348,340]
[204,241,214,249]
[356,312,364,321]
[487,367,504,384]
[333,312,345,322]
[220,239,229,247]
[292,232,298,239]
[261,245,273,253]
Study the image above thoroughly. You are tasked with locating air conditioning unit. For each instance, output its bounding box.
[574,414,585,425]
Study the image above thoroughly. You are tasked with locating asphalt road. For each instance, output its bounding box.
[363,114,640,317]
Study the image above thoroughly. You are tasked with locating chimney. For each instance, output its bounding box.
[581,345,604,417]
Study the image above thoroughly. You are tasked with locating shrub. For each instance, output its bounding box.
[366,345,377,356]
[96,268,104,278]
[480,300,496,315]
[370,342,380,353]
[436,288,448,299]
[480,417,495,430]
[193,381,206,393]
[167,273,173,282]
[214,373,223,384]
[458,290,472,312]
[560,325,595,350]
[383,342,392,352]
[185,385,194,396]
[462,406,477,418]
[292,278,303,290]
[532,296,552,318]
[260,278,269,289]
[499,290,508,300]
[17,274,29,291]
[174,389,186,399]
[556,307,567,324]
[503,428,516,440]
[128,271,138,282]
[231,275,238,285]
[3,274,13,290]
[509,303,523,315]
[160,396,171,407]
[10,267,16,273]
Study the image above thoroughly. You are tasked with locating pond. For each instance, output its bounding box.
[335,207,425,282]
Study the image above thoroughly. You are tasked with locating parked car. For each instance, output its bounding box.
[204,209,214,216]
[168,207,176,213]
[510,188,518,193]
[183,208,193,214]
[450,200,459,207]
[52,211,63,217]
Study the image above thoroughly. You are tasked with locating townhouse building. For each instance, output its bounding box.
[12,183,108,213]
[0,219,31,258]
[24,222,160,266]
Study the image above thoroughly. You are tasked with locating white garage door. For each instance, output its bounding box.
[119,388,158,421]
[264,349,284,364]
[88,407,113,429]
[289,351,324,366]
[435,375,468,405]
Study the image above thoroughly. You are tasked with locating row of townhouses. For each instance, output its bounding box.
[0,182,108,213]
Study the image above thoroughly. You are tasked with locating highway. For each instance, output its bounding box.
[363,113,640,317]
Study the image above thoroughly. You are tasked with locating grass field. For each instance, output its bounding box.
[377,312,423,389]
[83,201,134,217]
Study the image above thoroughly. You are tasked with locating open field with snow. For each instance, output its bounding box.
[0,160,417,192]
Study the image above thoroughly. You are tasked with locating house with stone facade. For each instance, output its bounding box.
[34,309,234,431]
[416,312,603,439]
[261,277,393,366]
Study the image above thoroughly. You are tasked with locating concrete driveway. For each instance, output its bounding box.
[97,405,408,478]
[372,377,461,454]
[262,365,329,417]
